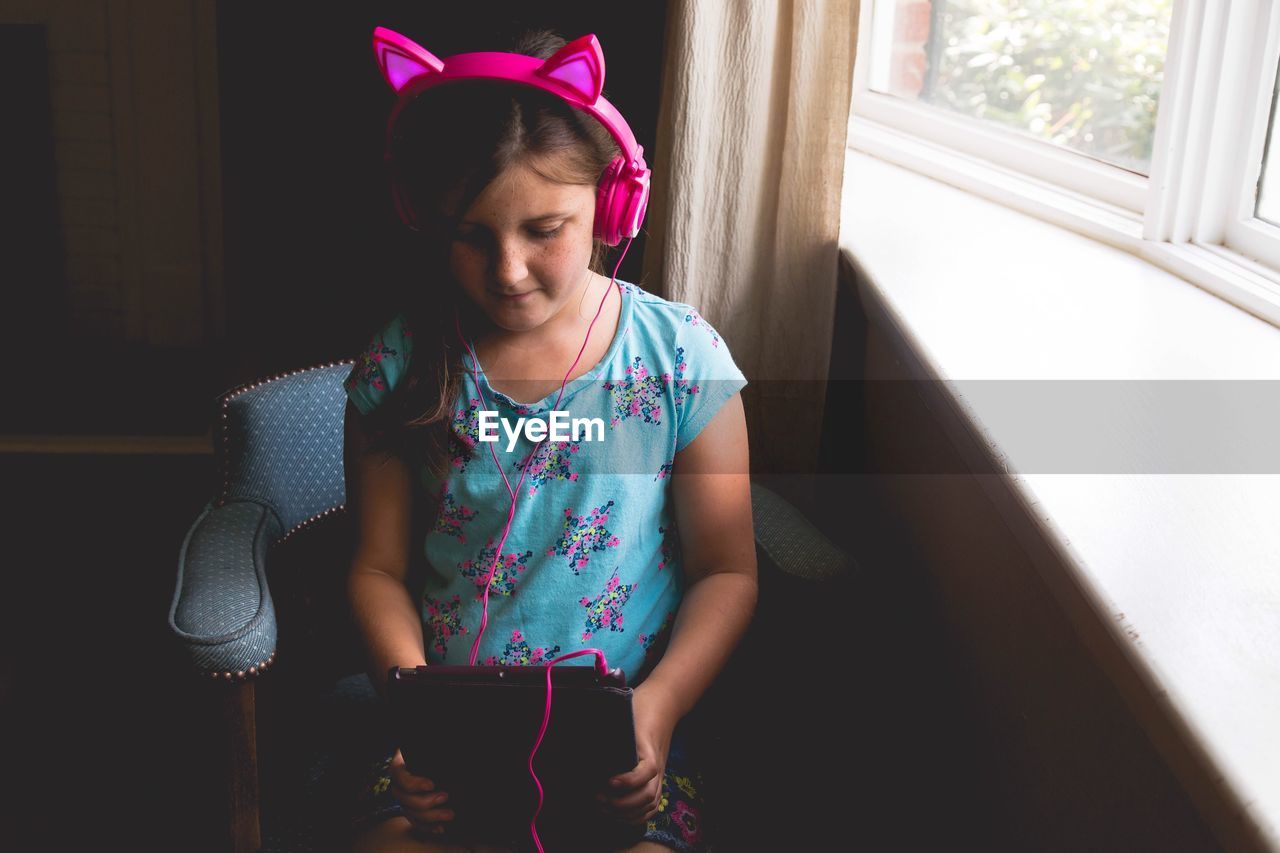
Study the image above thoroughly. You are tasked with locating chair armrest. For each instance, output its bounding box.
[750,481,855,582]
[168,498,283,677]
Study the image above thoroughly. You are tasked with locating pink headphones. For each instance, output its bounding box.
[371,26,651,246]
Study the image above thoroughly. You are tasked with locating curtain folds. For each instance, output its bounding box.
[643,0,861,480]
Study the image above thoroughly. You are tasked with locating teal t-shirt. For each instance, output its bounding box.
[342,279,748,682]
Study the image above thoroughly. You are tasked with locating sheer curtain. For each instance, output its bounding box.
[643,0,860,485]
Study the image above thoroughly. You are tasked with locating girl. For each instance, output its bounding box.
[342,24,756,853]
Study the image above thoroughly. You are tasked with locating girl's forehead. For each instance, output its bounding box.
[466,164,593,218]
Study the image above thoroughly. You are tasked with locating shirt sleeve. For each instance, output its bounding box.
[673,306,748,453]
[343,311,413,416]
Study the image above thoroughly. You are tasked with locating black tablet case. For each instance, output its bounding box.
[387,665,638,845]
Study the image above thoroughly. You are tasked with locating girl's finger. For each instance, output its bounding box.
[605,783,661,813]
[608,760,657,791]
[396,790,449,811]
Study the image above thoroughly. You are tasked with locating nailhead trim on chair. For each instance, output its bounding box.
[274,504,349,548]
[207,651,279,683]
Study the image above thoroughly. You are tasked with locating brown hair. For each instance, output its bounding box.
[362,27,621,486]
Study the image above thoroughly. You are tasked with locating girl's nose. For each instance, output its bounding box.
[491,237,529,286]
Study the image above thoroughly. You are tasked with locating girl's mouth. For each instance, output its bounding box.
[492,290,534,301]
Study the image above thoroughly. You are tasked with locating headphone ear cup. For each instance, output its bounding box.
[594,158,622,245]
[595,157,649,246]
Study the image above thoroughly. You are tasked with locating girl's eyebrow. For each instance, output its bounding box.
[459,211,573,227]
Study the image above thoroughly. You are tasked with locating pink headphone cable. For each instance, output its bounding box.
[528,648,610,850]
[451,239,633,851]
[455,237,630,666]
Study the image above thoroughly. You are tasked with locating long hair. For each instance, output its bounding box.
[362,27,621,487]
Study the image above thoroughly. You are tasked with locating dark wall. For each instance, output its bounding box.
[0,24,64,356]
[215,2,668,387]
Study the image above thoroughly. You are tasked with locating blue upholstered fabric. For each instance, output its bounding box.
[169,498,281,674]
[168,363,352,675]
[221,364,350,535]
[749,482,855,582]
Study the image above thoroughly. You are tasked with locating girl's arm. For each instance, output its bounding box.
[602,392,757,822]
[343,402,428,702]
[641,390,757,722]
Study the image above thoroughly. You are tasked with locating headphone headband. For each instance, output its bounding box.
[372,26,650,244]
[374,28,645,173]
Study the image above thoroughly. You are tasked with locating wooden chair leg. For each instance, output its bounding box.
[221,679,261,853]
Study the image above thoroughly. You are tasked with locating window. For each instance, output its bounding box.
[850,1,1280,328]
[1251,54,1280,224]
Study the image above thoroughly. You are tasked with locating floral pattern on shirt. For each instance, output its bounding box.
[344,320,413,397]
[343,282,746,699]
[514,439,582,496]
[548,500,621,575]
[683,309,721,348]
[636,609,676,680]
[603,356,666,427]
[579,568,636,641]
[458,539,532,598]
[481,629,563,666]
[422,593,468,657]
[450,398,483,472]
[670,346,700,410]
[431,486,478,543]
[658,522,681,572]
[640,611,675,652]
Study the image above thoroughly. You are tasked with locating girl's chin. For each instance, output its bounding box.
[489,292,538,308]
[482,302,547,330]
[484,289,542,309]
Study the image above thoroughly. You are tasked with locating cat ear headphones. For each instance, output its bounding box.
[372,26,650,247]
[372,27,649,849]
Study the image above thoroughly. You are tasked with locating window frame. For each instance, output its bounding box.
[849,0,1280,330]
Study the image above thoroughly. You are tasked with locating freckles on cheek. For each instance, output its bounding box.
[531,244,566,270]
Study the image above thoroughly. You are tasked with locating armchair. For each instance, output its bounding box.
[168,361,854,853]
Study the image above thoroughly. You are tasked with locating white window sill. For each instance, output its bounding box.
[847,114,1280,330]
[840,148,1280,851]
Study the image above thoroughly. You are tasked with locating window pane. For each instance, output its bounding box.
[869,0,1174,175]
[1255,57,1280,226]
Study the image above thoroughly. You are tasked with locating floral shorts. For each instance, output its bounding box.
[346,727,709,852]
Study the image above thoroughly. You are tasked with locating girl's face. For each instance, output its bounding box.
[447,156,598,335]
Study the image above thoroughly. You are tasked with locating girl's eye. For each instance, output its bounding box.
[453,226,563,245]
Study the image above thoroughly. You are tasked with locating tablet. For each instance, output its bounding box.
[387,664,638,845]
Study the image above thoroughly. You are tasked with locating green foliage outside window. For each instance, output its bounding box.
[923,0,1174,173]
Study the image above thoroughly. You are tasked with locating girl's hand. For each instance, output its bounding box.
[387,748,454,835]
[598,683,678,824]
